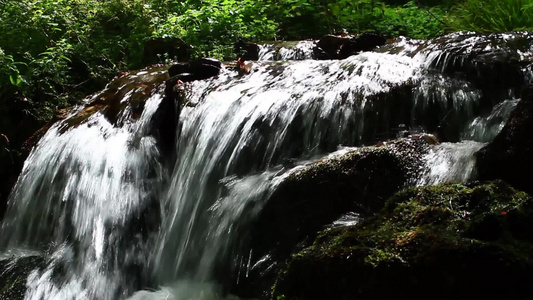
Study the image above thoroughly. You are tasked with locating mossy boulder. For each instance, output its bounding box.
[273,181,533,300]
[476,85,533,195]
[0,255,44,300]
[235,135,436,297]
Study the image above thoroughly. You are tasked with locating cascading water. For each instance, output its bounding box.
[0,70,169,300]
[151,52,427,295]
[0,32,530,300]
[258,41,315,61]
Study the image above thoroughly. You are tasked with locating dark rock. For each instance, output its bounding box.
[62,66,171,129]
[234,135,436,298]
[189,58,222,79]
[339,33,387,59]
[168,58,221,82]
[273,181,533,300]
[476,85,533,195]
[0,255,45,300]
[314,33,386,60]
[426,31,532,94]
[315,35,349,59]
[235,40,260,61]
[142,38,190,65]
[149,78,185,158]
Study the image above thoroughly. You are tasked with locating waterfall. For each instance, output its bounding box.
[0,70,169,299]
[0,33,530,300]
[152,52,424,287]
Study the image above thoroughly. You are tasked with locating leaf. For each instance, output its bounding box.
[9,73,22,87]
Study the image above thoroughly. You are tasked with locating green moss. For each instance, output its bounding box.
[274,181,533,299]
[312,181,532,265]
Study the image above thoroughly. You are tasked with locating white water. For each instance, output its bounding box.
[417,141,485,186]
[0,34,528,300]
[153,53,425,286]
[463,99,519,142]
[258,41,315,61]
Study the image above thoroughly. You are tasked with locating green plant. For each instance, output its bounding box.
[374,1,448,38]
[449,0,533,33]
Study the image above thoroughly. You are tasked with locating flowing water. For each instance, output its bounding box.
[0,33,530,300]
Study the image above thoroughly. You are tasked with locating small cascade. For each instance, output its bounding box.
[257,44,276,61]
[411,74,482,141]
[463,99,520,142]
[417,141,485,186]
[258,41,315,61]
[0,31,531,300]
[0,69,170,299]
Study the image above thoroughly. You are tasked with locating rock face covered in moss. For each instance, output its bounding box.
[236,135,437,297]
[273,181,533,300]
[477,85,533,195]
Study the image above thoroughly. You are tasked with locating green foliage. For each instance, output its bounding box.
[0,0,527,135]
[374,1,448,38]
[275,0,449,39]
[152,0,278,58]
[449,0,533,33]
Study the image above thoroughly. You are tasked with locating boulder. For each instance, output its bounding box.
[234,135,437,298]
[314,35,349,59]
[314,33,386,59]
[234,40,260,61]
[273,181,533,300]
[338,33,387,59]
[476,85,533,195]
[168,58,221,82]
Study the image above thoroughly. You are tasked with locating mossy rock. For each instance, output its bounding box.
[273,181,533,300]
[236,135,435,297]
[0,255,44,300]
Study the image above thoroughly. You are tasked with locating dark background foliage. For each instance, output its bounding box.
[0,0,531,148]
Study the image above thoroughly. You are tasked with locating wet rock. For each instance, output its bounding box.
[314,33,386,59]
[235,40,260,61]
[339,33,387,59]
[273,181,533,300]
[61,66,171,129]
[235,135,436,298]
[426,32,533,95]
[149,78,185,157]
[314,35,348,59]
[142,38,190,65]
[168,58,221,82]
[476,85,533,195]
[0,255,45,300]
